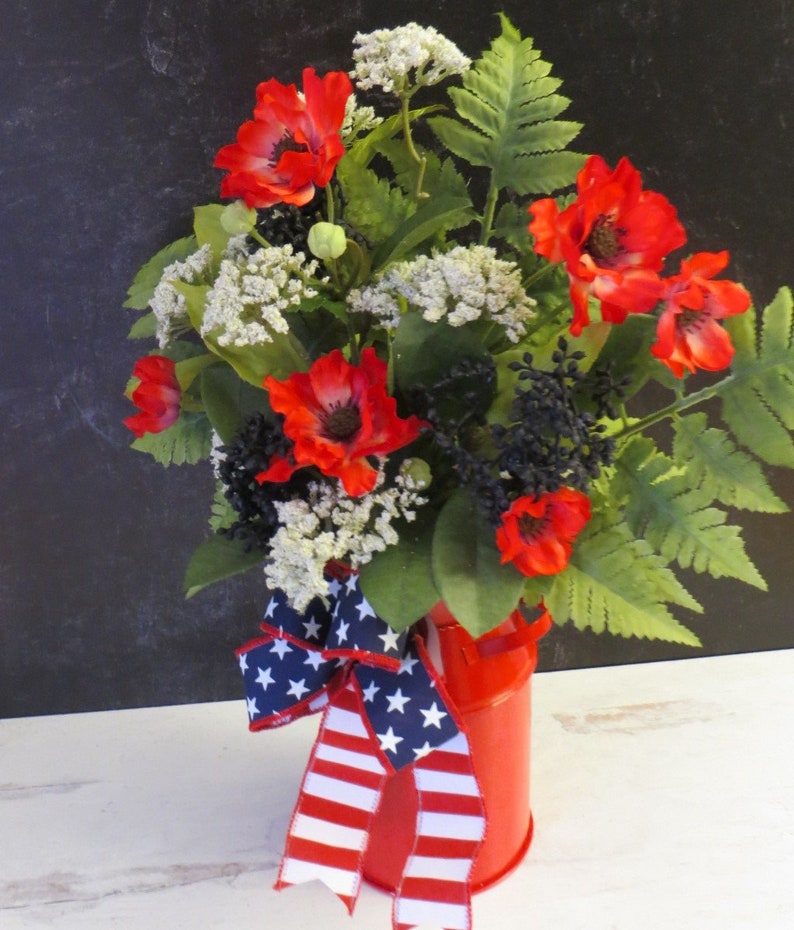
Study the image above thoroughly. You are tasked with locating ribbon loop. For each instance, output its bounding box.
[239,576,491,930]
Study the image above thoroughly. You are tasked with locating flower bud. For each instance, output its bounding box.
[307,222,347,260]
[400,457,432,490]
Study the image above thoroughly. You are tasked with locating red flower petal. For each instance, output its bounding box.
[260,348,424,497]
[215,69,352,209]
[528,155,685,335]
[124,355,181,438]
[652,251,751,377]
[496,489,591,578]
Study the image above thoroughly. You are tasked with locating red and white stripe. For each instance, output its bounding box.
[394,732,485,930]
[275,681,389,913]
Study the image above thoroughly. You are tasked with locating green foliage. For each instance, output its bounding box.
[336,157,412,245]
[431,489,525,637]
[184,533,265,599]
[673,413,788,513]
[127,312,158,340]
[541,509,703,646]
[371,193,475,269]
[613,437,766,589]
[123,235,197,310]
[722,287,794,467]
[359,514,440,630]
[429,14,585,195]
[199,364,268,444]
[172,280,309,385]
[345,106,442,169]
[393,312,491,397]
[130,412,213,467]
[209,481,238,532]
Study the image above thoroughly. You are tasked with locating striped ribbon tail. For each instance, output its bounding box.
[394,732,486,930]
[275,680,389,914]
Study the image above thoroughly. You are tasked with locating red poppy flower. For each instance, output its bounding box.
[214,68,353,209]
[651,251,751,378]
[496,489,591,577]
[528,155,686,335]
[124,355,181,438]
[257,348,424,497]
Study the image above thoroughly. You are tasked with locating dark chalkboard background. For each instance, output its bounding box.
[3,0,794,718]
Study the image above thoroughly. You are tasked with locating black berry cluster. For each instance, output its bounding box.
[413,357,512,522]
[414,339,625,526]
[492,337,621,500]
[215,412,304,549]
[256,197,321,253]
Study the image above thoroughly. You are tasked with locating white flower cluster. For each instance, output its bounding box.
[340,93,383,144]
[264,470,427,612]
[149,243,213,348]
[201,244,321,347]
[348,245,537,342]
[350,24,471,96]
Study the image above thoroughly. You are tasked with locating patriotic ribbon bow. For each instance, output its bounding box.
[237,570,486,930]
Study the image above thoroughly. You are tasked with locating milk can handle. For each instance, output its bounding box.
[461,609,552,665]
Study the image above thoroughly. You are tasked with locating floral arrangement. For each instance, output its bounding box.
[123,15,794,649]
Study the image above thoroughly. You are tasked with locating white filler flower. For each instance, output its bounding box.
[264,471,427,612]
[349,244,537,342]
[351,24,471,96]
[149,243,213,348]
[201,244,321,348]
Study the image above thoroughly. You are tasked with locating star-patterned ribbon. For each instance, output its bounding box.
[236,570,486,930]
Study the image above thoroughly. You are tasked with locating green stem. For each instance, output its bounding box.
[324,184,336,225]
[249,228,270,249]
[479,181,499,245]
[613,375,736,443]
[400,95,428,200]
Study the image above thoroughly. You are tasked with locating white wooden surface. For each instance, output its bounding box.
[2,649,793,929]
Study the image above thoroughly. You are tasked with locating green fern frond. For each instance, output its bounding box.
[541,511,702,645]
[614,437,767,589]
[130,412,213,467]
[722,287,794,467]
[673,413,788,513]
[335,157,412,244]
[209,481,237,531]
[428,14,585,195]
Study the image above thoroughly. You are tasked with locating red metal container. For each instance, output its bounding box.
[362,601,551,892]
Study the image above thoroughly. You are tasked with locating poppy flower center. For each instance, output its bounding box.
[586,217,621,262]
[518,512,546,541]
[271,133,306,164]
[322,404,362,442]
[677,307,707,330]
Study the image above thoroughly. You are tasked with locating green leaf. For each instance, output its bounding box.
[130,411,213,466]
[127,312,158,339]
[174,353,217,392]
[345,106,443,169]
[184,534,265,598]
[193,203,235,256]
[358,514,440,631]
[171,280,309,386]
[543,511,703,645]
[208,481,237,531]
[431,489,525,637]
[673,413,788,513]
[614,437,767,589]
[393,312,491,394]
[428,15,585,195]
[372,193,475,269]
[722,288,794,467]
[336,157,412,245]
[123,235,197,310]
[200,364,269,443]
